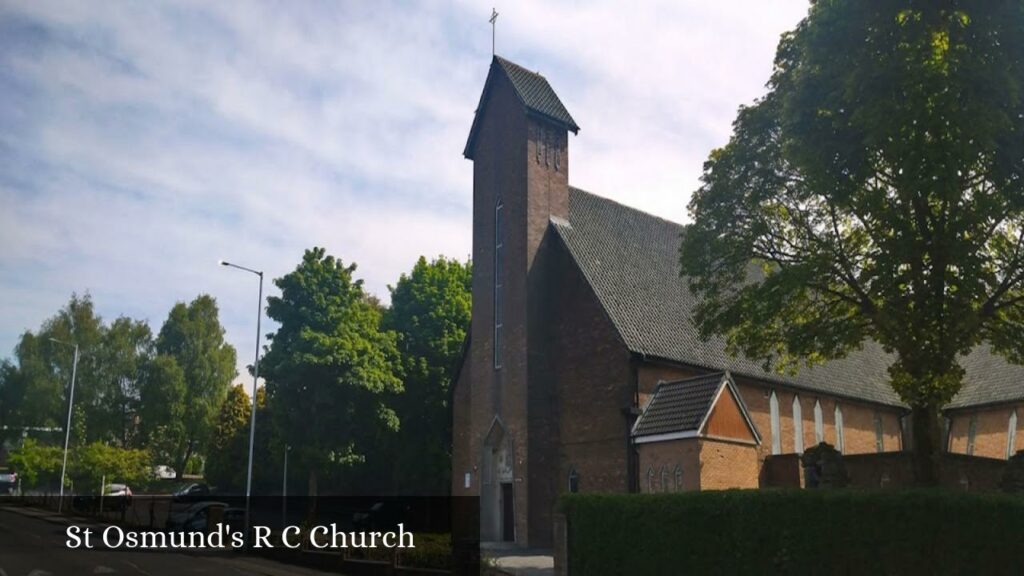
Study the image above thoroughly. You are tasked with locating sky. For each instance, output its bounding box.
[0,0,810,382]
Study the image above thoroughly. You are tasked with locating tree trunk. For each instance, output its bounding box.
[176,441,194,480]
[911,403,941,486]
[306,468,318,526]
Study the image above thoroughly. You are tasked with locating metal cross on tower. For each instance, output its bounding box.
[490,8,499,55]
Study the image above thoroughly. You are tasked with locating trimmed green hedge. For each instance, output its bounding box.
[560,490,1024,575]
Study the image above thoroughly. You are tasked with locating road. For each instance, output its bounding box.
[0,506,333,576]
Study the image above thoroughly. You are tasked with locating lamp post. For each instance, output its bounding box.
[220,259,263,546]
[50,338,79,513]
[282,444,290,528]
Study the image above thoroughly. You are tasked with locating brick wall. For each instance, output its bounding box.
[947,404,1022,460]
[699,440,760,489]
[637,438,700,492]
[735,380,903,462]
[550,238,633,498]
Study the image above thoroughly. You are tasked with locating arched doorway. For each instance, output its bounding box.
[481,417,515,542]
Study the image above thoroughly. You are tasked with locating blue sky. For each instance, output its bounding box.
[0,1,809,382]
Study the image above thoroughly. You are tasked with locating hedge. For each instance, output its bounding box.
[560,490,1024,575]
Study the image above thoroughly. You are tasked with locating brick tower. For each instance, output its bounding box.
[454,55,578,546]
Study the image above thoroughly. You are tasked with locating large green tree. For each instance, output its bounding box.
[155,295,237,478]
[383,256,471,494]
[91,317,154,447]
[205,384,253,491]
[262,247,402,496]
[137,354,187,468]
[680,0,1024,483]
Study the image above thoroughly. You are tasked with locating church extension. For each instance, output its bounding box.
[449,55,1024,547]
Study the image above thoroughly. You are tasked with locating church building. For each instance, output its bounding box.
[450,56,1024,548]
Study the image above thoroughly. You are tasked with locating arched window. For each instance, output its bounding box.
[814,400,824,444]
[674,465,683,492]
[493,199,504,370]
[793,395,804,454]
[834,404,845,454]
[646,467,655,493]
[568,468,579,493]
[770,391,781,455]
[874,413,885,452]
[660,465,669,493]
[1008,410,1018,460]
[967,415,978,456]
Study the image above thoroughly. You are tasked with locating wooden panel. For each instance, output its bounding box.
[704,386,756,442]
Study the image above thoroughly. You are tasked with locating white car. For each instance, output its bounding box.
[152,465,176,480]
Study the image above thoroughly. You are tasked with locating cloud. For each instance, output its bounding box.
[0,0,808,379]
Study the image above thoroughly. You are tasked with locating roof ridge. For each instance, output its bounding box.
[568,186,687,231]
[493,55,546,80]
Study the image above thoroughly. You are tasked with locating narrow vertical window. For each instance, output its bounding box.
[814,400,824,444]
[943,416,952,452]
[967,415,978,456]
[1007,410,1018,459]
[493,200,504,370]
[674,465,683,491]
[874,413,885,452]
[554,134,561,171]
[793,395,804,454]
[646,467,654,493]
[770,391,781,455]
[568,468,579,493]
[834,404,845,454]
[660,465,669,493]
[536,126,543,163]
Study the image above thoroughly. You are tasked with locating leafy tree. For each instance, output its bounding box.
[91,317,154,447]
[8,439,63,490]
[262,247,402,497]
[137,354,187,468]
[6,295,103,432]
[680,1,1024,483]
[383,256,471,494]
[0,360,23,441]
[205,384,252,491]
[155,295,237,478]
[70,442,151,493]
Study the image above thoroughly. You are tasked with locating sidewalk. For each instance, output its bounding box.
[483,544,554,576]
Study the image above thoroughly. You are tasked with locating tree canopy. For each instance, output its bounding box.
[155,294,237,477]
[261,247,402,495]
[680,0,1024,481]
[384,256,472,494]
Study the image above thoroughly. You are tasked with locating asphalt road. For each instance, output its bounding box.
[0,506,332,576]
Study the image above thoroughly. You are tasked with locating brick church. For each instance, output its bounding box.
[450,56,1024,548]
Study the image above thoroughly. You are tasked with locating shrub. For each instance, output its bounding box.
[560,490,1024,575]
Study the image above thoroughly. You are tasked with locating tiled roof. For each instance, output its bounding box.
[951,345,1024,409]
[493,56,579,133]
[633,373,725,437]
[464,56,578,158]
[553,187,1024,410]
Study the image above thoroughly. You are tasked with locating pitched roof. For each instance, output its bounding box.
[632,372,760,443]
[552,187,1024,410]
[633,373,723,437]
[464,56,579,159]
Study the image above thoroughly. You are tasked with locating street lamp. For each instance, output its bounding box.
[220,259,263,546]
[50,337,79,513]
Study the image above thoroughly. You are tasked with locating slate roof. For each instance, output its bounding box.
[552,187,1024,410]
[464,56,579,158]
[632,373,725,437]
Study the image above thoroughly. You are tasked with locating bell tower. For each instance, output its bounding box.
[461,55,578,546]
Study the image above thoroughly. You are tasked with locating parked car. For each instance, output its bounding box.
[167,501,228,531]
[172,482,211,502]
[0,471,17,495]
[101,483,132,511]
[152,465,176,480]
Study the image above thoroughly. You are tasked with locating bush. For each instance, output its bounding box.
[560,490,1024,575]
